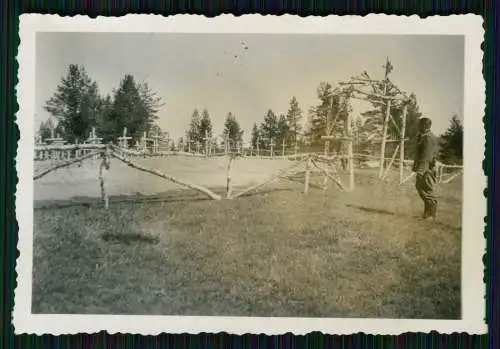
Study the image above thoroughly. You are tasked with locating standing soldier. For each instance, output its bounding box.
[412,117,439,219]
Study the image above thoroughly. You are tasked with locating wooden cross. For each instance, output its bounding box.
[134,140,141,150]
[117,127,132,149]
[256,135,261,156]
[196,142,201,154]
[46,129,65,146]
[282,139,286,157]
[150,132,163,153]
[164,133,171,148]
[321,135,331,156]
[141,132,147,150]
[202,130,210,155]
[225,134,230,154]
[87,127,102,145]
[241,141,247,156]
[268,138,275,157]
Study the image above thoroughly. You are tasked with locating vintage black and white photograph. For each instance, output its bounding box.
[14,14,486,335]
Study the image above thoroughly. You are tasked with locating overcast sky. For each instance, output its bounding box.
[36,32,464,140]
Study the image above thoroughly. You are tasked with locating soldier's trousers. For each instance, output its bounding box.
[415,170,438,217]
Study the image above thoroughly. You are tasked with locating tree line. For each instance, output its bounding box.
[39,64,164,144]
[40,63,463,164]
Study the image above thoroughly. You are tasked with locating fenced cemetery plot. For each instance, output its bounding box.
[31,62,463,319]
[32,145,463,318]
[34,151,463,321]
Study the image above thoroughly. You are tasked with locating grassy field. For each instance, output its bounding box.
[32,157,462,318]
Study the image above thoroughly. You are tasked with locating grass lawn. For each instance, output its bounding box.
[32,169,462,319]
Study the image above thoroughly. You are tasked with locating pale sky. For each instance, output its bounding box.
[36,32,464,140]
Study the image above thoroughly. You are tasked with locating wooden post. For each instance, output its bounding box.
[118,127,132,149]
[304,156,311,194]
[99,147,110,209]
[378,99,391,179]
[346,114,354,192]
[226,155,234,198]
[282,139,285,158]
[399,103,408,183]
[225,134,230,155]
[269,139,275,158]
[204,130,209,156]
[378,58,393,179]
[256,136,260,157]
[323,140,330,190]
[382,144,400,180]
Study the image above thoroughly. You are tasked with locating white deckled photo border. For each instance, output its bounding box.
[14,13,486,335]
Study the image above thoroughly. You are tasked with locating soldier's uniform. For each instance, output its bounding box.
[413,126,439,218]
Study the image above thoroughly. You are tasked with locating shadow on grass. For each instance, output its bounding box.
[230,187,295,199]
[34,187,293,211]
[346,204,395,216]
[34,192,215,211]
[346,204,461,231]
[101,231,160,245]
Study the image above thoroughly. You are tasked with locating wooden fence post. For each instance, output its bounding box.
[399,103,408,184]
[99,146,111,209]
[346,117,355,192]
[378,99,391,179]
[226,155,234,198]
[323,140,329,190]
[304,156,311,195]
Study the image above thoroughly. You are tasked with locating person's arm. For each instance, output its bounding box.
[420,136,438,171]
[412,136,423,172]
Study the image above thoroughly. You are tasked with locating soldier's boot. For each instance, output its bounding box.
[421,201,430,218]
[429,201,438,218]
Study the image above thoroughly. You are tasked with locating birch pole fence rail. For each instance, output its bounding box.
[33,150,102,180]
[110,151,222,201]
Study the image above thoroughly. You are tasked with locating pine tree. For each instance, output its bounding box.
[276,113,289,149]
[306,82,348,152]
[199,109,213,141]
[44,64,97,142]
[250,123,261,149]
[260,109,279,149]
[286,96,303,147]
[439,115,463,164]
[137,82,164,130]
[37,117,63,141]
[222,112,244,149]
[105,74,148,141]
[187,109,201,143]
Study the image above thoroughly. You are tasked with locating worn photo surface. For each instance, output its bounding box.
[15,14,486,335]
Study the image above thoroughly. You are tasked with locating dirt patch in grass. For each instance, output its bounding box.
[32,171,462,318]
